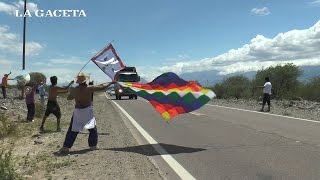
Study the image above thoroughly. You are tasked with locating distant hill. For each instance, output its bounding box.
[179,65,320,86]
[139,77,148,83]
[298,66,320,81]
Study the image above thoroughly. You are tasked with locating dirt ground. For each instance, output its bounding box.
[1,92,163,180]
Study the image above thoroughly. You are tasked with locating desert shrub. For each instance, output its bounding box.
[297,76,320,102]
[29,72,46,86]
[211,83,224,99]
[253,63,302,99]
[0,114,17,139]
[0,147,21,180]
[216,75,252,99]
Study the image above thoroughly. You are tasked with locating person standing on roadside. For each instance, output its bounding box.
[25,83,39,122]
[59,72,115,153]
[40,76,74,132]
[1,71,13,99]
[38,81,46,105]
[257,77,272,112]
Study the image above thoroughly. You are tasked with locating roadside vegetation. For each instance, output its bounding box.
[1,71,75,179]
[0,114,20,180]
[211,63,320,102]
[0,146,21,180]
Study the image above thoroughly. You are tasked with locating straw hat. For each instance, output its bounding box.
[76,72,89,84]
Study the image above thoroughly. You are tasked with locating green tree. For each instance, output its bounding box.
[297,76,320,102]
[253,63,302,99]
[212,83,224,99]
[29,72,46,85]
[16,72,46,99]
[219,75,251,99]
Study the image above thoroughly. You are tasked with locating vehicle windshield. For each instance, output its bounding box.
[117,74,139,82]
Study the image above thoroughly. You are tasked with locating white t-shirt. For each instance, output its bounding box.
[263,82,272,94]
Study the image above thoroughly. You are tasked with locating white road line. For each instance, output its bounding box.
[106,93,196,180]
[206,104,320,124]
[138,98,149,103]
[189,112,204,116]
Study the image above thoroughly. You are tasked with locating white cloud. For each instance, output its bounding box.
[307,0,320,6]
[0,0,39,15]
[136,66,164,81]
[49,58,87,65]
[164,54,190,63]
[140,20,320,80]
[251,7,270,16]
[0,58,15,66]
[87,49,98,55]
[0,25,43,56]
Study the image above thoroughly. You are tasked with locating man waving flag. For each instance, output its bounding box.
[91,43,125,80]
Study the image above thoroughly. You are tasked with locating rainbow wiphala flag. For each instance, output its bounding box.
[119,72,216,121]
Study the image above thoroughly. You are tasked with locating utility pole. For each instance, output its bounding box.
[22,0,27,70]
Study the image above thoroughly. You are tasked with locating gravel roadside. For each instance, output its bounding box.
[1,90,163,180]
[48,93,163,180]
[45,94,162,179]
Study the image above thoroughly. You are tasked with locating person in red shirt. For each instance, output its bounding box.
[1,71,13,99]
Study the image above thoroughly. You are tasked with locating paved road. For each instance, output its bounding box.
[108,94,320,180]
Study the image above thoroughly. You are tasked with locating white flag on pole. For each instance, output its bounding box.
[91,43,125,80]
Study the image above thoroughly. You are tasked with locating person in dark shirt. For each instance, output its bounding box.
[25,83,38,122]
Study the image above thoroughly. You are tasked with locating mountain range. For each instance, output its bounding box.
[129,66,320,86]
[179,65,320,86]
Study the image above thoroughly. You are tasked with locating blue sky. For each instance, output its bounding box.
[0,0,320,84]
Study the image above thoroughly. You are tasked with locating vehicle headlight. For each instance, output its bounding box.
[119,89,123,93]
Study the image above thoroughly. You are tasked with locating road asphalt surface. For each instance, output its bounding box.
[108,94,320,180]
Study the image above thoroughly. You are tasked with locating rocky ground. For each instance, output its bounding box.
[0,88,163,180]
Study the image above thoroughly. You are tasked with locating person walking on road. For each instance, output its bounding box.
[257,77,272,112]
[59,72,115,153]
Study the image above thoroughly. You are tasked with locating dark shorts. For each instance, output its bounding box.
[263,93,271,106]
[45,100,61,118]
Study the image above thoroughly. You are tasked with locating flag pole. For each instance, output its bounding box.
[22,0,27,70]
[77,59,92,75]
[77,40,114,75]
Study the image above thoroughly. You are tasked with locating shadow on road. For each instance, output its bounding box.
[105,143,206,156]
[53,148,92,156]
[53,143,206,157]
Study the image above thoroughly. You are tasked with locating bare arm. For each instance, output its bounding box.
[7,71,13,80]
[57,80,74,93]
[88,82,115,92]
